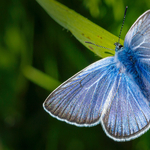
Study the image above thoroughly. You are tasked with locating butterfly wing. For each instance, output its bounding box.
[124,10,150,51]
[102,73,150,141]
[43,56,122,126]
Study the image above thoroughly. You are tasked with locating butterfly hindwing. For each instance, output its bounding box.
[102,73,150,141]
[43,57,122,126]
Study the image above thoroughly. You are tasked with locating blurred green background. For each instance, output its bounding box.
[1,0,150,149]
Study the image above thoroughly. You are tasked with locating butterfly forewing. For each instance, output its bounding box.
[124,10,150,58]
[43,57,121,126]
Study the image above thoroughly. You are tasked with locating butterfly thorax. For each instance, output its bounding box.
[115,43,150,100]
[115,42,137,73]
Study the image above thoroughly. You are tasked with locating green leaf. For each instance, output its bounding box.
[36,0,123,58]
[22,66,61,91]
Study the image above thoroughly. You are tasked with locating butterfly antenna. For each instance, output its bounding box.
[118,6,128,43]
[85,41,114,50]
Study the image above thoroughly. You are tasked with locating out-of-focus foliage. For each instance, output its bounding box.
[1,0,150,149]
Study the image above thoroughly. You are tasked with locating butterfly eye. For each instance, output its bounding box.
[119,44,123,49]
[114,42,123,51]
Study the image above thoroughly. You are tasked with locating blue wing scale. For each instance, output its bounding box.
[44,57,120,126]
[102,73,150,141]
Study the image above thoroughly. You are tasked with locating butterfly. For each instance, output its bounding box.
[43,10,150,141]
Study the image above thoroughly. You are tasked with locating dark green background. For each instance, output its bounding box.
[1,0,150,149]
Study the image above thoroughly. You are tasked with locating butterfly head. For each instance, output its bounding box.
[114,42,123,52]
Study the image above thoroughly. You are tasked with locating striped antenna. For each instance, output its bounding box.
[118,6,128,43]
[85,42,114,51]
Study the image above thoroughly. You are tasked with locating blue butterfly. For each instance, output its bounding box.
[43,10,150,141]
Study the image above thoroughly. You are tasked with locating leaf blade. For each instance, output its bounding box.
[22,66,61,91]
[37,0,124,57]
